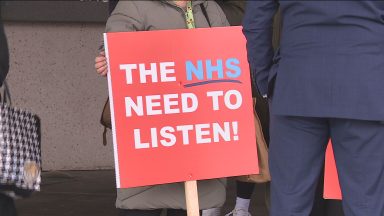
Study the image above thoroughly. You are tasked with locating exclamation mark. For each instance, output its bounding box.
[232,121,239,141]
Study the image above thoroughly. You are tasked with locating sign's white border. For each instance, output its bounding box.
[103,33,121,188]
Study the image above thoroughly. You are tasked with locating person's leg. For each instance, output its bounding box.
[310,165,345,216]
[118,209,162,216]
[309,168,326,216]
[236,181,255,210]
[330,119,384,216]
[225,181,256,215]
[237,181,256,200]
[269,115,329,216]
[202,208,221,216]
[325,200,344,216]
[0,193,17,216]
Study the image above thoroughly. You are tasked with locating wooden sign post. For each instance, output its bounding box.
[185,181,200,216]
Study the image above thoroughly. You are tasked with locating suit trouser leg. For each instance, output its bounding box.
[330,119,384,216]
[309,168,326,216]
[269,115,329,216]
[310,166,345,216]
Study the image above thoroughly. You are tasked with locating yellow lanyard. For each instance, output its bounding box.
[184,1,196,29]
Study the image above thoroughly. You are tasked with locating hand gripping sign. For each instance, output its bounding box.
[104,27,259,189]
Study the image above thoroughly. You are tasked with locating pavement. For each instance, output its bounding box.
[15,170,269,216]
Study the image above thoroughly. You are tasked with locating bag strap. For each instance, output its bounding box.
[200,4,212,27]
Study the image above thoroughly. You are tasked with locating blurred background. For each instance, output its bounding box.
[1,0,114,171]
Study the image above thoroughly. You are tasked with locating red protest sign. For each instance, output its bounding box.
[104,27,258,188]
[324,141,342,200]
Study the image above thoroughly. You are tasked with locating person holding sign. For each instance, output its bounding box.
[95,1,229,216]
[102,1,273,216]
[244,1,384,216]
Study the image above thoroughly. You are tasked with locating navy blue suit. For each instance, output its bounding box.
[243,1,384,215]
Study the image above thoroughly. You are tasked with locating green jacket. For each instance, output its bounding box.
[106,0,229,33]
[108,0,245,26]
[215,0,245,26]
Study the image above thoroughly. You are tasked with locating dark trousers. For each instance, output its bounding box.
[236,175,344,215]
[236,181,256,199]
[119,209,190,216]
[310,169,344,216]
[269,116,384,216]
[0,193,17,216]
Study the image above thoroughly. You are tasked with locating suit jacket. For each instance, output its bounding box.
[243,1,384,121]
[0,7,9,86]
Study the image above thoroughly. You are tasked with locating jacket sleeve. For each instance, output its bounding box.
[106,1,144,33]
[215,0,245,26]
[0,22,9,86]
[242,0,279,96]
[205,1,230,27]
